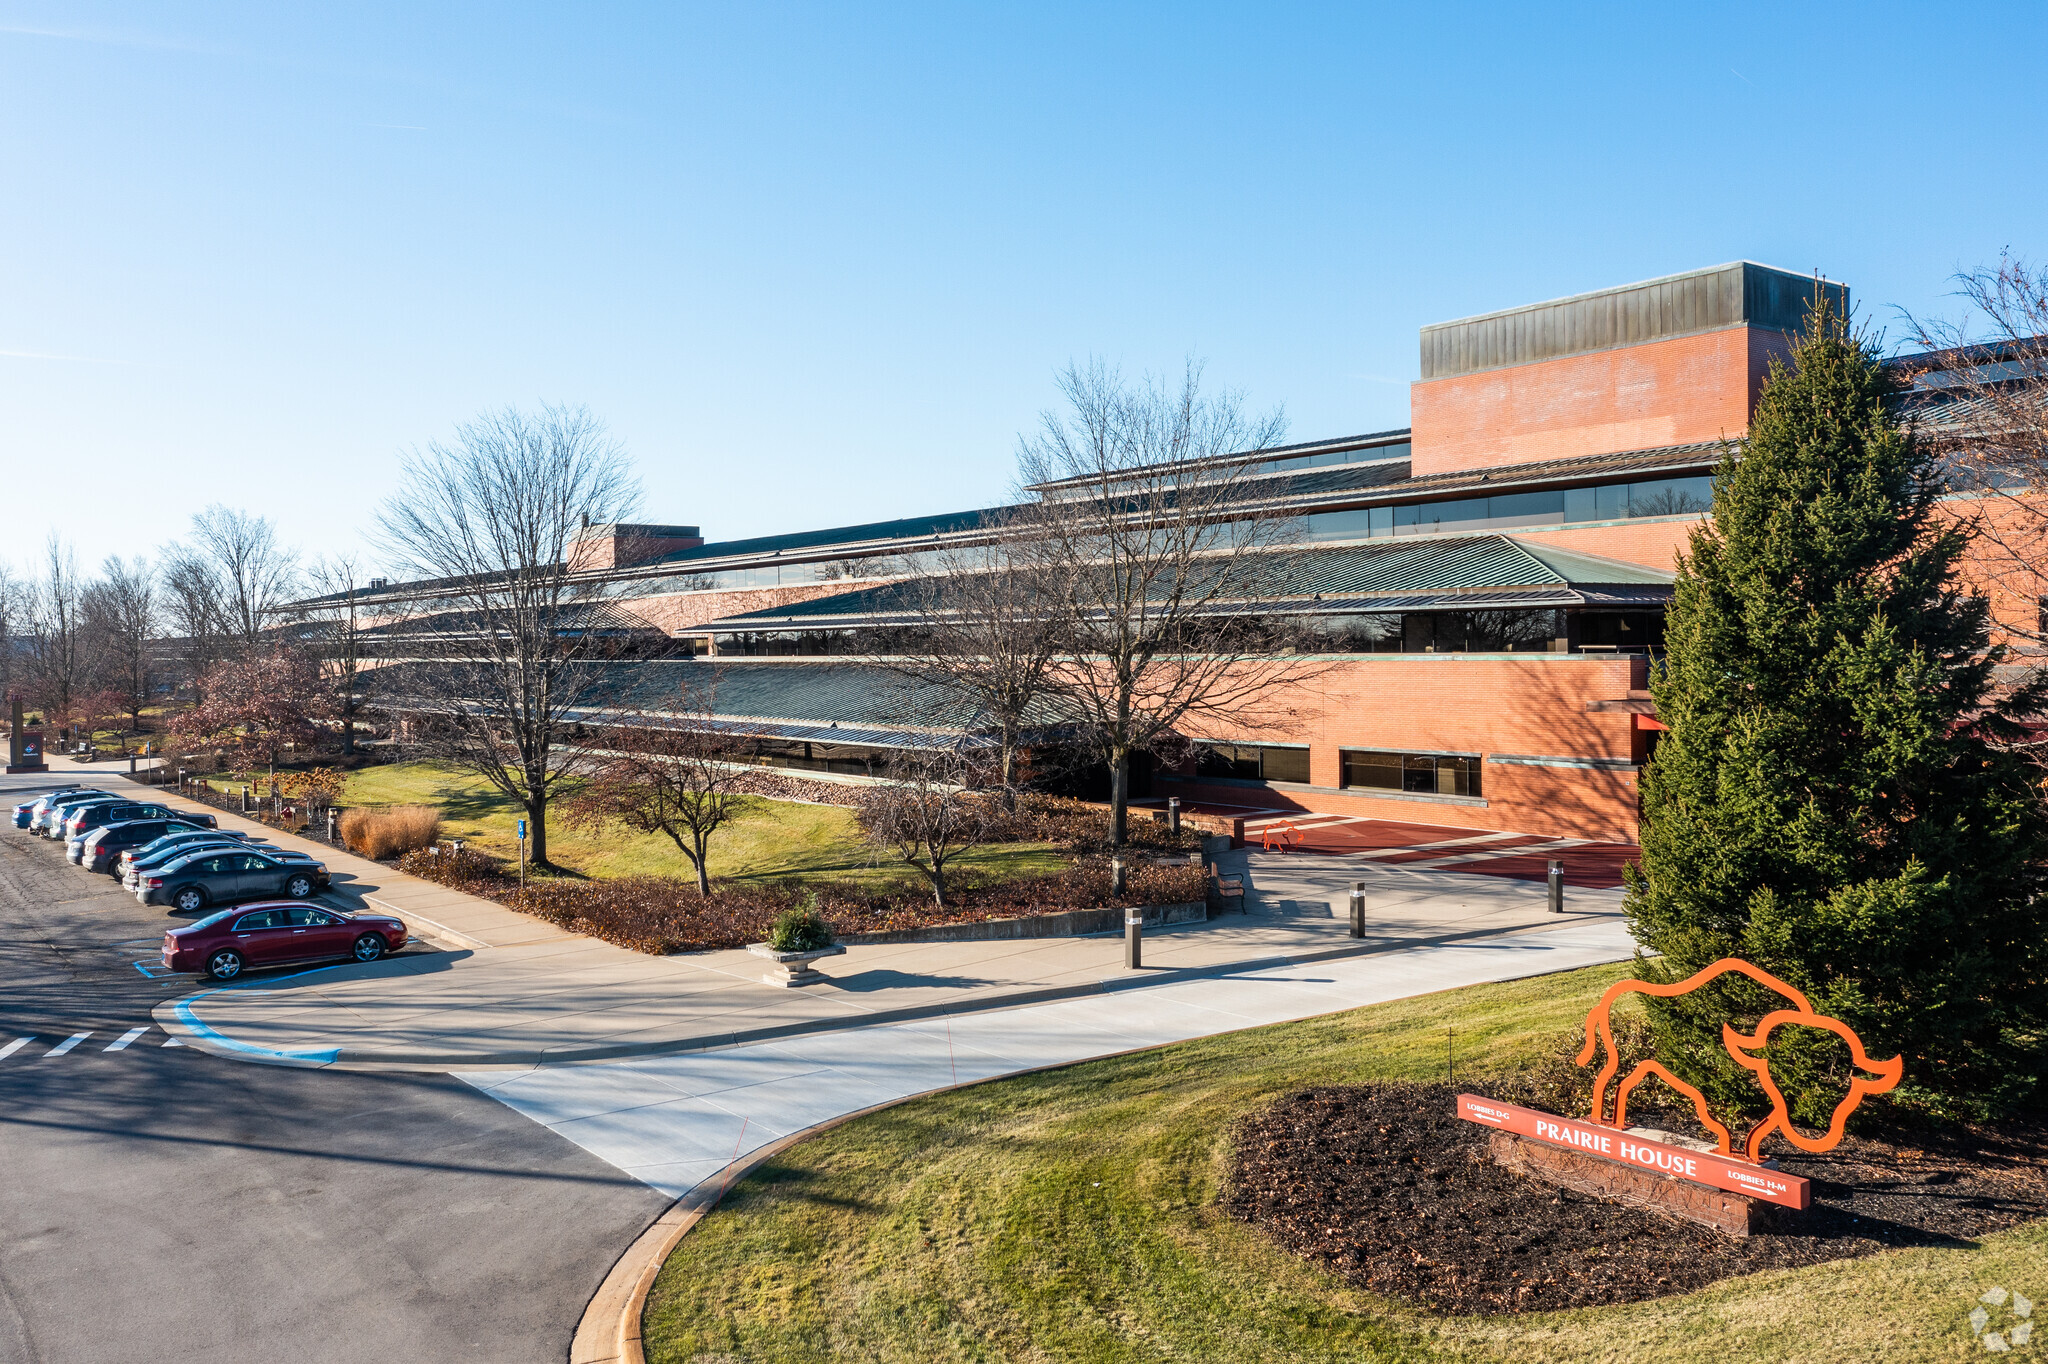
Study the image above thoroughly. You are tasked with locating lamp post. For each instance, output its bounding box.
[1548,860,1565,914]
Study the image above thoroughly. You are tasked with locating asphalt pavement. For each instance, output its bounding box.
[0,770,670,1364]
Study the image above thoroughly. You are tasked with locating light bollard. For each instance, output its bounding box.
[1548,859,1565,914]
[1125,907,1143,970]
[1349,880,1366,938]
[1167,797,1181,836]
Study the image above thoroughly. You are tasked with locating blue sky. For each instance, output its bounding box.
[4,2,2045,574]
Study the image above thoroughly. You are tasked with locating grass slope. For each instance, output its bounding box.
[335,760,1067,890]
[643,962,2036,1363]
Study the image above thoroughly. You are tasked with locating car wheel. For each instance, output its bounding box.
[286,875,313,898]
[172,886,206,913]
[205,949,245,981]
[352,934,387,963]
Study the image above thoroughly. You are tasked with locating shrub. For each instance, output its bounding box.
[501,859,1208,956]
[397,845,515,894]
[340,805,443,860]
[766,897,836,952]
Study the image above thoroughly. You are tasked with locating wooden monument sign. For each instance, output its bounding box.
[1459,959,1903,1235]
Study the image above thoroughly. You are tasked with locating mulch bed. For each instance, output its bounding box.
[1223,1081,2048,1314]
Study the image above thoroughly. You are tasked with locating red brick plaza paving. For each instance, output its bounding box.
[1236,811,1640,891]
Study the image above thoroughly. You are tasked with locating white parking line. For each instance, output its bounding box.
[104,1027,150,1052]
[162,1037,183,1047]
[0,1037,32,1061]
[42,1032,92,1058]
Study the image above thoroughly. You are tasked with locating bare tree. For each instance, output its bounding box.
[23,537,93,726]
[374,404,641,870]
[895,508,1067,806]
[184,505,300,651]
[564,677,753,896]
[305,555,378,755]
[158,545,231,692]
[1902,254,2048,648]
[1017,360,1325,873]
[84,555,158,730]
[0,559,24,698]
[855,743,996,906]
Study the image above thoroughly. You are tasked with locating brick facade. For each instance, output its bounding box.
[1169,654,1648,842]
[620,582,879,636]
[1410,326,1789,477]
[1512,516,1703,572]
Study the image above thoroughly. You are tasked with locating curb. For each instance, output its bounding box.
[564,942,1639,1364]
[156,913,1626,1071]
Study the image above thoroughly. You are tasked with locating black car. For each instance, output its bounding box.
[79,818,220,875]
[122,837,286,889]
[64,802,199,860]
[138,849,332,913]
[118,829,252,879]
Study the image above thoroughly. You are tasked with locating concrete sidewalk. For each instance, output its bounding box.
[153,842,1630,1071]
[470,917,1637,1200]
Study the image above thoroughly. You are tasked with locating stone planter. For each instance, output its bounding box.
[746,941,846,988]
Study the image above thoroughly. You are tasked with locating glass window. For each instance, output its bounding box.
[1482,490,1565,529]
[1340,750,1402,790]
[1196,743,1311,783]
[1564,486,1599,523]
[1367,505,1393,537]
[285,908,337,925]
[233,911,283,931]
[1340,749,1482,798]
[1305,508,1373,542]
[1596,482,1628,519]
[1625,476,1714,517]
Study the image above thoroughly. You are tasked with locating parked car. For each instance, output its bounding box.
[64,802,194,860]
[162,902,407,980]
[119,829,253,879]
[123,837,301,889]
[79,818,218,875]
[137,848,331,912]
[12,787,86,829]
[28,791,116,835]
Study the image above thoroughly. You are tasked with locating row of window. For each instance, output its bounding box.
[1193,743,1484,797]
[1302,474,1714,542]
[652,471,1709,594]
[711,610,1666,658]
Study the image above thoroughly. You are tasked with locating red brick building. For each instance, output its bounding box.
[344,261,2030,845]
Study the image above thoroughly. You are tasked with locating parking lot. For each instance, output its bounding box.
[0,771,669,1364]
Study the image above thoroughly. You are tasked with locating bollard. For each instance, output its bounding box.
[1125,907,1143,970]
[1548,859,1564,914]
[1349,880,1366,938]
[240,785,250,813]
[1167,797,1181,836]
[326,808,337,842]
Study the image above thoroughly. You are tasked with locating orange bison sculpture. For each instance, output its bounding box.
[1576,958,1904,1163]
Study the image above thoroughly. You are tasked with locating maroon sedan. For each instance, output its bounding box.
[163,902,408,981]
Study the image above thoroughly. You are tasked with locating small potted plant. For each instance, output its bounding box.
[747,895,845,987]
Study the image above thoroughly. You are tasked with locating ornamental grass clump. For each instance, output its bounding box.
[766,897,836,953]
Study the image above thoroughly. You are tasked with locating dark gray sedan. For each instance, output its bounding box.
[137,848,332,913]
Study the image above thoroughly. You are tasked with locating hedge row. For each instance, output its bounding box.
[396,847,1207,955]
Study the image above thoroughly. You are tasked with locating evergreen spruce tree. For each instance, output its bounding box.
[1628,299,2048,1124]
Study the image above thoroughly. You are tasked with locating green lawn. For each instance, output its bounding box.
[335,760,1069,890]
[642,962,2037,1363]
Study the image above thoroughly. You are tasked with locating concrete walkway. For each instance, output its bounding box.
[462,916,1635,1198]
[153,839,1630,1069]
